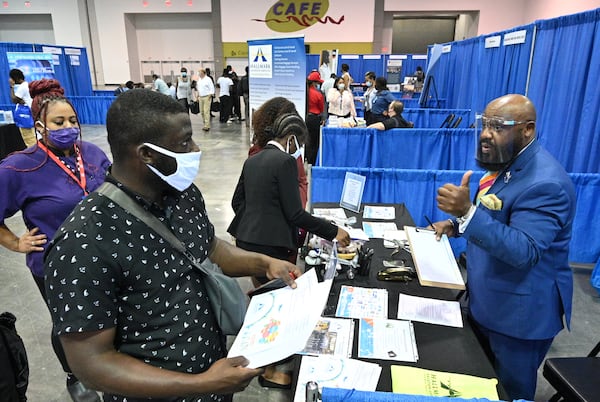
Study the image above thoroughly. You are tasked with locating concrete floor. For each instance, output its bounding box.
[1,113,599,401]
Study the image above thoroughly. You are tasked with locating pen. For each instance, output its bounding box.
[424,215,435,230]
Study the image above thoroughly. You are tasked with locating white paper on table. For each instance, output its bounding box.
[313,208,347,221]
[362,221,398,239]
[358,318,419,362]
[383,230,407,248]
[299,317,355,358]
[335,285,388,319]
[362,205,396,220]
[227,269,332,368]
[343,226,369,241]
[293,355,382,402]
[397,294,464,328]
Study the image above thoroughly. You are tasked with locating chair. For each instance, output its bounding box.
[543,340,600,402]
[440,113,455,128]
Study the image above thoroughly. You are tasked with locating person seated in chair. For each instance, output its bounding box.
[368,101,413,130]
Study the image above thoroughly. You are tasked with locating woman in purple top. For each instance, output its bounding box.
[0,78,110,401]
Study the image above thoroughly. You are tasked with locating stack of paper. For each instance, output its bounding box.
[397,294,463,328]
[335,285,388,319]
[358,318,418,362]
[294,355,382,402]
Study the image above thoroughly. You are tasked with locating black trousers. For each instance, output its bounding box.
[305,113,321,165]
[219,95,232,122]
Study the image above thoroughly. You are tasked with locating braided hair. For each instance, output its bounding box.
[29,78,79,134]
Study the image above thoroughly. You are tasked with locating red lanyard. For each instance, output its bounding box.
[38,141,88,196]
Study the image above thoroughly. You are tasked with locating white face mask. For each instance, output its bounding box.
[337,83,345,90]
[144,142,202,192]
[286,135,303,159]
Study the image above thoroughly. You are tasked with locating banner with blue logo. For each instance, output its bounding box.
[247,36,306,121]
[6,52,56,82]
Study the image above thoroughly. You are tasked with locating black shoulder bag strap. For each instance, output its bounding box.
[96,182,190,257]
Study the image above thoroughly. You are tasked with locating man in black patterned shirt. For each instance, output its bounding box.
[44,89,301,402]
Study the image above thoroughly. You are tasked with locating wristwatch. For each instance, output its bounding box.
[456,204,475,225]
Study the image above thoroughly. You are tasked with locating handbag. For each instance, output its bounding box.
[211,100,220,113]
[97,182,246,335]
[13,104,34,129]
[189,101,200,115]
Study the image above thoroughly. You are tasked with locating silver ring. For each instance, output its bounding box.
[31,241,35,246]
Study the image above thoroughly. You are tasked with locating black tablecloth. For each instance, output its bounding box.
[307,203,507,399]
[0,124,26,160]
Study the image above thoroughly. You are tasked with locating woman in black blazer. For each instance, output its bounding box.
[228,102,349,270]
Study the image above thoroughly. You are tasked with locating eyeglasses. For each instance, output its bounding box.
[475,114,534,133]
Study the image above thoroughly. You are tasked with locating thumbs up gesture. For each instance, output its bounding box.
[436,170,474,217]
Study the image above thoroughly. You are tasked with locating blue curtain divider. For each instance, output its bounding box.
[527,9,600,173]
[93,90,116,97]
[320,127,478,170]
[403,108,472,128]
[3,97,113,125]
[427,9,600,174]
[311,167,600,263]
[69,96,114,125]
[322,387,495,402]
[1,41,94,105]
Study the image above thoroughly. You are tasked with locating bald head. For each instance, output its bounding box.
[486,94,536,123]
[477,94,537,170]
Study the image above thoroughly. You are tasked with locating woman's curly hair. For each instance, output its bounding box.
[252,97,298,148]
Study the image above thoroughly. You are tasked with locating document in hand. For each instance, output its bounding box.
[404,226,465,290]
[227,269,331,368]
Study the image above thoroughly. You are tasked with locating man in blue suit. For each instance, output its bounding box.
[433,94,576,400]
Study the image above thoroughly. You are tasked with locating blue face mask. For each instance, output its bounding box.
[46,126,80,149]
[181,72,187,77]
[366,81,372,87]
[315,84,321,90]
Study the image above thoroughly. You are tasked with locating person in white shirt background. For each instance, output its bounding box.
[326,76,356,118]
[216,70,234,123]
[197,68,215,131]
[8,68,36,147]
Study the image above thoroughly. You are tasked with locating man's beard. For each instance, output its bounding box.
[475,138,515,171]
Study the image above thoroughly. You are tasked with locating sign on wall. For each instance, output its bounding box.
[222,0,374,42]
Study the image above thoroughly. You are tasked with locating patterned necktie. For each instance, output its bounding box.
[476,171,499,205]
